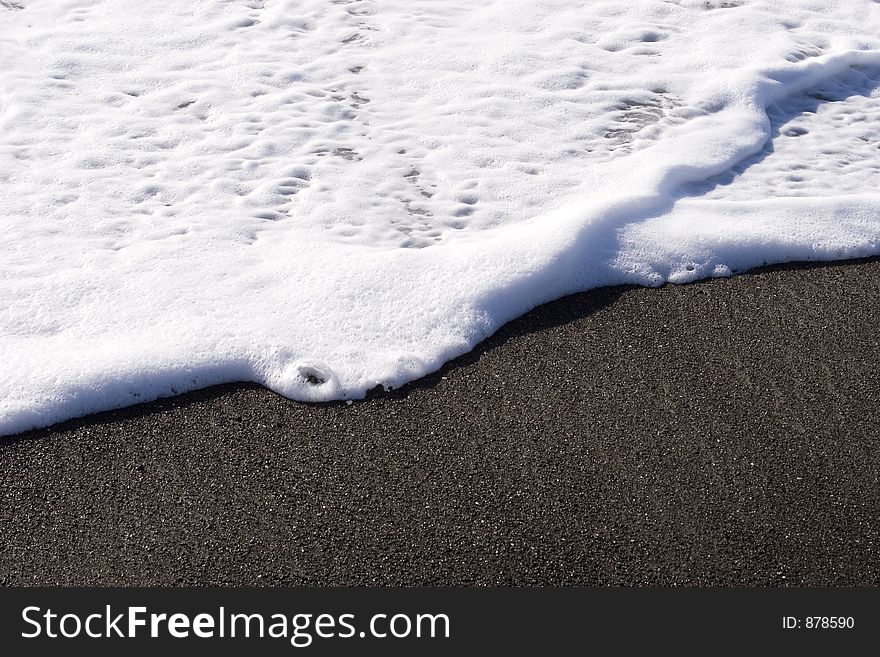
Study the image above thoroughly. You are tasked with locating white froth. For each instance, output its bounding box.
[1,0,880,434]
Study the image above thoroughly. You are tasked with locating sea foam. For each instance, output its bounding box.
[1,0,879,434]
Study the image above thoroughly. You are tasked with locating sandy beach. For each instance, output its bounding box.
[1,258,878,586]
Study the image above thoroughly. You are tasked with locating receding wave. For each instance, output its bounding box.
[1,0,879,434]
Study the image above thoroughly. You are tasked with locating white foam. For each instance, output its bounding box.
[2,0,880,434]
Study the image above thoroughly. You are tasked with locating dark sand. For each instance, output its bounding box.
[1,259,878,586]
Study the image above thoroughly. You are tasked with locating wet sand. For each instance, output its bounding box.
[1,258,878,586]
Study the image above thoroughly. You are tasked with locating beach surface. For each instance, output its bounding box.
[1,258,878,586]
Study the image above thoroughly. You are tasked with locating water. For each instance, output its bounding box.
[1,0,879,434]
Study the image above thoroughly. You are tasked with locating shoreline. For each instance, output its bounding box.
[1,257,878,585]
